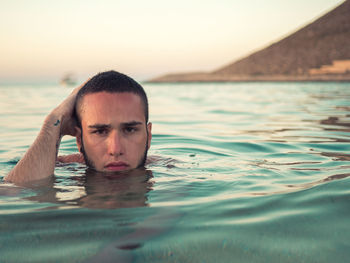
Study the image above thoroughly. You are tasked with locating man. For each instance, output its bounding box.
[5,71,152,184]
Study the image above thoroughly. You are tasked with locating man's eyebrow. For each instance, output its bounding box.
[87,122,143,129]
[122,121,143,126]
[87,124,111,129]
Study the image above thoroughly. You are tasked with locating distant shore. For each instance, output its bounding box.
[148,1,350,84]
[147,72,350,83]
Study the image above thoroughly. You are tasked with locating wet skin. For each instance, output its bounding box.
[76,92,152,172]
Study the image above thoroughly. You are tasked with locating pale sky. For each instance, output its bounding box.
[0,0,344,83]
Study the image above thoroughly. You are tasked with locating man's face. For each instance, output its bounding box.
[76,91,152,172]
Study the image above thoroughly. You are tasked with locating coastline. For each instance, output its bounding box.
[147,1,350,84]
[147,73,350,83]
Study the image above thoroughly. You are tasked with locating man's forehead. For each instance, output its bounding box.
[79,91,142,111]
[79,91,145,123]
[81,91,141,103]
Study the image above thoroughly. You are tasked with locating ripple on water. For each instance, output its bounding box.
[1,82,350,262]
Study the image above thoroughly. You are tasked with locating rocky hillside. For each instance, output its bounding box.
[149,0,350,82]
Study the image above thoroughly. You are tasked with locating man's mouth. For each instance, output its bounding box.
[105,162,130,171]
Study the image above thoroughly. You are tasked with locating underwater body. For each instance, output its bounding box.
[1,82,350,262]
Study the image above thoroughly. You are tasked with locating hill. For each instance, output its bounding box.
[149,0,350,82]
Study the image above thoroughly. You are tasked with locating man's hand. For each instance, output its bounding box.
[52,81,86,137]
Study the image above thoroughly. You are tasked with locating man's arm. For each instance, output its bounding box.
[4,84,82,184]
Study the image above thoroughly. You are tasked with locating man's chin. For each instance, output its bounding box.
[103,167,132,173]
[81,136,149,174]
[81,144,148,174]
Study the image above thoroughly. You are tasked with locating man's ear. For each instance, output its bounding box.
[147,122,152,149]
[75,127,82,153]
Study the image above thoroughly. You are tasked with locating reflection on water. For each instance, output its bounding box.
[1,82,350,262]
[26,168,154,209]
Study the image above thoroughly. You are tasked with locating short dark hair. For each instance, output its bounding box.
[74,70,149,127]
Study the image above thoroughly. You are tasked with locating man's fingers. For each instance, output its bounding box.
[71,78,90,95]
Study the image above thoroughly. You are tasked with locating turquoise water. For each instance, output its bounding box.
[1,82,350,262]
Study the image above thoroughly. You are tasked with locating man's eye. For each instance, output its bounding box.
[92,129,108,135]
[124,127,136,133]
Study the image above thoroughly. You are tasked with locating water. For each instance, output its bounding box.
[1,82,350,262]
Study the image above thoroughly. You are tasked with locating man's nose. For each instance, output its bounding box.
[108,131,123,156]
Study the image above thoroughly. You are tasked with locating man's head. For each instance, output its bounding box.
[74,70,152,172]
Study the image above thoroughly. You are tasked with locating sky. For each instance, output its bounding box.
[0,0,344,83]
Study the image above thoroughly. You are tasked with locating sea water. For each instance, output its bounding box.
[0,82,350,262]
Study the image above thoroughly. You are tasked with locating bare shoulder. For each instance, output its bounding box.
[145,155,160,165]
[146,155,179,168]
[57,153,85,164]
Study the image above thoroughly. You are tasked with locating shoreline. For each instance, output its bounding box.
[146,73,350,83]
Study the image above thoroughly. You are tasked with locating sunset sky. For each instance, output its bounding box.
[0,0,344,83]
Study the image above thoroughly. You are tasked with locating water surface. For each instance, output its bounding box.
[1,82,350,262]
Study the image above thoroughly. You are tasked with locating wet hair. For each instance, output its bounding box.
[74,70,149,128]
